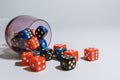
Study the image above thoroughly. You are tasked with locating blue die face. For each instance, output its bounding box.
[55,48,67,60]
[39,38,47,49]
[18,28,33,40]
[35,26,48,39]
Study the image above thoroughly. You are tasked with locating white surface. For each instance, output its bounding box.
[0,26,120,80]
[0,0,120,80]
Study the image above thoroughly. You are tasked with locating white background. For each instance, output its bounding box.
[0,0,120,80]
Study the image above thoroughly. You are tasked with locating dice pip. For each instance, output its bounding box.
[18,28,33,40]
[84,47,99,61]
[40,48,54,61]
[29,56,46,72]
[28,36,40,50]
[54,48,67,60]
[35,26,48,39]
[60,54,76,70]
[64,49,79,62]
[22,52,33,66]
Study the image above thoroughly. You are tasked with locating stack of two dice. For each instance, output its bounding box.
[11,26,48,52]
[11,26,49,72]
[53,44,79,70]
[22,51,46,72]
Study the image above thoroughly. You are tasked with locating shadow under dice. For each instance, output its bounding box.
[60,55,76,70]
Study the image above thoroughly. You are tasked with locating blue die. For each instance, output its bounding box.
[18,28,33,40]
[35,26,48,39]
[39,38,47,49]
[55,48,67,60]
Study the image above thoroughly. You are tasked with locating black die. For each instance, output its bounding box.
[40,48,54,61]
[60,55,76,70]
[35,26,48,39]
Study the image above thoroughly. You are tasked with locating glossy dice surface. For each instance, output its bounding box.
[22,52,33,66]
[60,55,76,70]
[40,48,54,61]
[64,49,79,62]
[18,28,33,40]
[29,56,46,72]
[54,48,67,60]
[39,38,47,49]
[84,47,99,61]
[28,36,40,50]
[35,26,48,39]
[53,43,67,50]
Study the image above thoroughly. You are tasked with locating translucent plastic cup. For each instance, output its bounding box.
[5,15,52,54]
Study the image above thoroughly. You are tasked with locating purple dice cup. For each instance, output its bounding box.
[5,15,52,54]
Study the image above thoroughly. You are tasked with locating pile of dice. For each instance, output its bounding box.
[21,43,79,72]
[11,25,99,72]
[21,44,99,72]
[11,26,48,53]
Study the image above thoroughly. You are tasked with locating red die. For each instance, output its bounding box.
[31,29,35,35]
[84,48,99,61]
[64,49,79,62]
[29,56,46,72]
[53,43,67,50]
[22,52,33,66]
[28,36,40,50]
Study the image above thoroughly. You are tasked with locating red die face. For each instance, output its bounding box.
[29,56,46,72]
[28,36,40,50]
[84,48,99,61]
[64,50,79,62]
[53,43,67,50]
[22,52,33,66]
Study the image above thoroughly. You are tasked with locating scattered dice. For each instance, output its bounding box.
[84,47,99,61]
[10,25,100,72]
[22,52,33,66]
[53,43,67,50]
[29,56,46,72]
[64,50,79,62]
[54,48,67,60]
[60,54,76,70]
[40,48,54,61]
